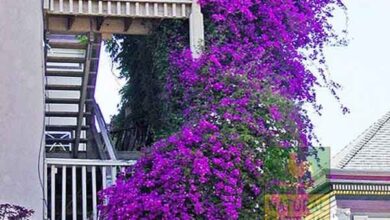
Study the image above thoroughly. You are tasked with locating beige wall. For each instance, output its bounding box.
[0,0,44,218]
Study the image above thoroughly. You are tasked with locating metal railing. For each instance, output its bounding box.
[44,158,135,220]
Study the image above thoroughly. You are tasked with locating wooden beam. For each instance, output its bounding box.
[45,84,95,91]
[91,125,108,160]
[47,56,85,63]
[73,33,94,158]
[45,111,91,117]
[66,16,75,30]
[48,41,86,49]
[96,17,104,31]
[123,18,132,32]
[45,70,85,77]
[45,98,94,104]
[46,138,88,144]
[46,125,90,131]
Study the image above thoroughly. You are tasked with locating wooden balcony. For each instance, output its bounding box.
[44,0,194,35]
[44,0,192,18]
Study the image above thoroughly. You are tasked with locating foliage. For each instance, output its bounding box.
[0,204,34,220]
[76,34,89,46]
[107,21,189,149]
[100,0,346,219]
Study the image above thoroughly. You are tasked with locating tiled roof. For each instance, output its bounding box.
[332,111,390,170]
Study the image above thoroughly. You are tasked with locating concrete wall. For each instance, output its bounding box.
[0,0,44,218]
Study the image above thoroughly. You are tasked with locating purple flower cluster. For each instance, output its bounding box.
[0,203,34,220]
[100,0,344,218]
[100,120,246,219]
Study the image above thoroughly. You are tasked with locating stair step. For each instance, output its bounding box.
[45,98,94,104]
[45,84,95,91]
[47,56,85,63]
[46,138,88,143]
[45,70,84,77]
[49,41,87,49]
[45,70,97,77]
[46,125,90,131]
[45,84,81,90]
[45,111,92,117]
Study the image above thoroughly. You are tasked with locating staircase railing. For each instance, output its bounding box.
[93,102,118,160]
[44,158,135,220]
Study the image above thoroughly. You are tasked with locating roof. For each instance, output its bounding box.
[332,110,390,171]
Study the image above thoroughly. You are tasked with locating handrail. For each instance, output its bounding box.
[44,158,135,220]
[45,158,135,166]
[94,102,118,160]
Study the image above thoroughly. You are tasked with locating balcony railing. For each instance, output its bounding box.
[44,158,135,220]
[44,0,193,18]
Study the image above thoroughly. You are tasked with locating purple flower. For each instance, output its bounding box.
[269,105,282,121]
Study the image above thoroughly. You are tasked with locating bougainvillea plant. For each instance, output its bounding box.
[100,0,346,219]
[0,204,34,220]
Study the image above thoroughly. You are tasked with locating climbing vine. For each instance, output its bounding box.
[101,0,346,219]
[107,21,188,150]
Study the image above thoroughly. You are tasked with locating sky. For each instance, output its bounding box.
[310,0,390,155]
[96,0,390,156]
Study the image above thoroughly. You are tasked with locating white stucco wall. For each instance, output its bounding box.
[0,0,44,218]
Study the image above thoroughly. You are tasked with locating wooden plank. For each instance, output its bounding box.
[94,102,117,160]
[88,0,92,13]
[78,0,83,13]
[49,41,87,49]
[45,84,95,91]
[70,0,74,13]
[107,1,112,14]
[60,0,64,12]
[111,166,117,183]
[50,0,54,10]
[96,17,104,31]
[51,165,56,220]
[46,125,90,131]
[92,166,97,220]
[46,152,89,159]
[72,166,77,220]
[45,111,91,117]
[46,70,85,77]
[102,166,107,189]
[82,166,87,220]
[74,33,93,158]
[61,166,67,219]
[47,56,85,63]
[46,98,93,104]
[45,158,136,166]
[91,125,108,159]
[66,16,75,30]
[46,138,88,143]
[123,18,132,32]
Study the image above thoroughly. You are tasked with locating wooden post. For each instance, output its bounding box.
[189,0,204,58]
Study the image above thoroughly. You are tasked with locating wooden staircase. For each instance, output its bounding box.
[44,33,105,159]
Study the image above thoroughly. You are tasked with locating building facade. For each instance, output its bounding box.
[308,111,390,219]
